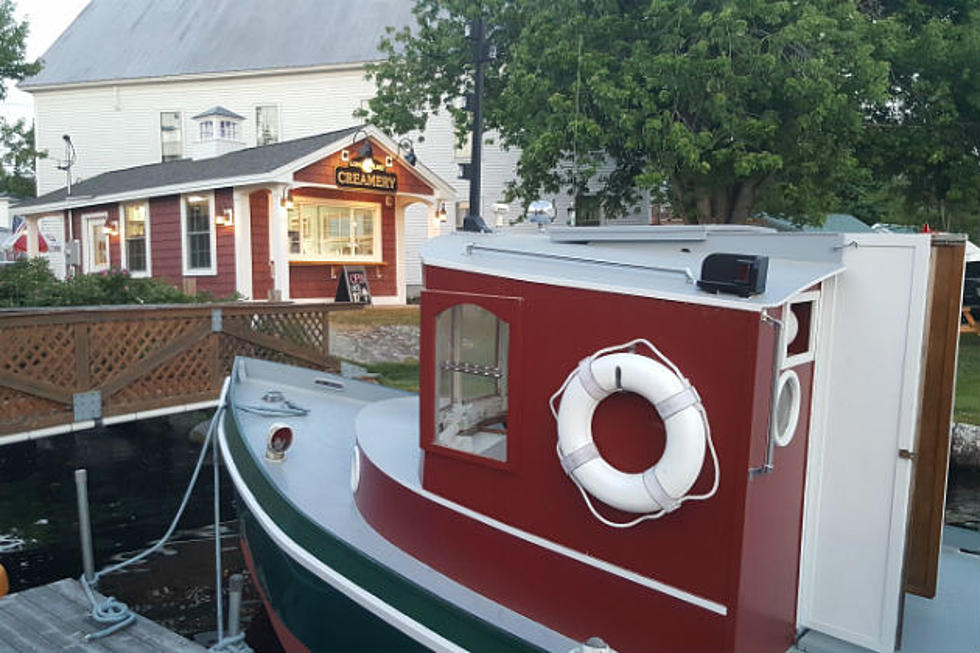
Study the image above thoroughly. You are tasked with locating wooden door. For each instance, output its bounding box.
[903,236,967,597]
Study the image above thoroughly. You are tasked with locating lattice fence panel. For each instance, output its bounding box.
[108,336,216,410]
[219,333,340,374]
[87,317,207,387]
[0,324,76,387]
[224,310,326,351]
[0,386,68,431]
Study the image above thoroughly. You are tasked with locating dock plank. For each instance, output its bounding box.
[0,579,206,653]
[53,578,206,653]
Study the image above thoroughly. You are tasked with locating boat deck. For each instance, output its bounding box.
[223,358,577,652]
[0,578,205,653]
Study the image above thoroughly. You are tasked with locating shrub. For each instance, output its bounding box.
[0,259,225,307]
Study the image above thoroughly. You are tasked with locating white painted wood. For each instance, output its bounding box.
[403,202,429,287]
[233,188,253,299]
[798,234,931,652]
[270,185,290,300]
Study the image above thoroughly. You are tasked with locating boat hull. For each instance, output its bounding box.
[220,402,545,653]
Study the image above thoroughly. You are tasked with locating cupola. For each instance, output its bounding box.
[190,106,245,160]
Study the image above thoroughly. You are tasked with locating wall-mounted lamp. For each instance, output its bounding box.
[435,202,448,223]
[280,188,294,209]
[216,208,235,227]
[398,138,417,167]
[103,220,119,237]
[350,128,378,173]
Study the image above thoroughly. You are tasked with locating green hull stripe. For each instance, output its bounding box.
[223,408,545,653]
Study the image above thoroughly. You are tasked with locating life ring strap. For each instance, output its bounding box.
[642,468,681,513]
[654,385,701,421]
[560,442,600,476]
[576,358,607,401]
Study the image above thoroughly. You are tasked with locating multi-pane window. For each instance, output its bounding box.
[434,304,509,462]
[219,120,238,140]
[199,120,214,141]
[160,112,182,162]
[287,201,379,261]
[256,106,279,145]
[184,196,213,271]
[122,202,148,273]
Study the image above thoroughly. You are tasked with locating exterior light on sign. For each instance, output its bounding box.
[398,138,417,167]
[360,157,375,174]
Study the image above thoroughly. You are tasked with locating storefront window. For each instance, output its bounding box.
[287,201,380,262]
[434,304,509,462]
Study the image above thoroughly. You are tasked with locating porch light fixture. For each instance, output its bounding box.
[435,202,448,223]
[280,188,294,209]
[398,138,417,166]
[216,208,234,227]
[103,220,119,237]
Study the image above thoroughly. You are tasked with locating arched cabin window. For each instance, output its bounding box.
[434,303,509,462]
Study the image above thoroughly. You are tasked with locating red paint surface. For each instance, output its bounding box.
[240,535,311,653]
[294,138,434,196]
[356,450,730,653]
[358,264,817,652]
[250,190,273,300]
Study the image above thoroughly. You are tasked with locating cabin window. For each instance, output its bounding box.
[256,105,279,145]
[434,303,509,462]
[181,194,216,275]
[199,120,214,141]
[160,111,182,162]
[121,201,150,275]
[219,120,238,141]
[287,200,381,262]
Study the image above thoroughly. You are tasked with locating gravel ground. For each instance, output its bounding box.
[329,323,420,364]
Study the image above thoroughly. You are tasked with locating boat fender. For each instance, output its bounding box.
[550,338,720,528]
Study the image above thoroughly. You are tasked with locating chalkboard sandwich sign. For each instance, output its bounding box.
[335,266,373,304]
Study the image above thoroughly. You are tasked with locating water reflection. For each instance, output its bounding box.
[0,411,272,646]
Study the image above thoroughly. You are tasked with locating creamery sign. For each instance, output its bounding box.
[335,166,398,192]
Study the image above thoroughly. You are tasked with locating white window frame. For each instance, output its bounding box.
[81,212,110,274]
[118,201,152,277]
[180,192,217,275]
[160,110,183,162]
[254,104,281,146]
[287,198,382,264]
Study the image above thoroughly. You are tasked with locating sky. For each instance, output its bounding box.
[0,0,90,124]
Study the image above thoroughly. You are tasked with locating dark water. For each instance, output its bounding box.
[0,412,280,651]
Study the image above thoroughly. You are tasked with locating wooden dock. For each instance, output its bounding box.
[0,578,206,652]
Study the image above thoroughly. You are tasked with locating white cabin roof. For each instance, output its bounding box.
[421,227,848,312]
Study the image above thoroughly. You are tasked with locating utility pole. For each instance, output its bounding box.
[461,17,491,232]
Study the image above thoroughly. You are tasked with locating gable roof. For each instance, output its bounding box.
[14,126,456,214]
[192,106,245,121]
[15,127,361,212]
[21,0,416,90]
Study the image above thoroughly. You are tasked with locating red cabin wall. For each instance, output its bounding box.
[413,265,814,653]
[250,190,273,300]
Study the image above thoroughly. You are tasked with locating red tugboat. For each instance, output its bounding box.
[219,225,853,652]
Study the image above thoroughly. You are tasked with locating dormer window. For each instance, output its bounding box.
[220,120,238,140]
[191,106,244,143]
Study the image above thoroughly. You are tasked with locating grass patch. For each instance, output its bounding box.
[331,306,419,327]
[366,361,420,393]
[955,333,979,425]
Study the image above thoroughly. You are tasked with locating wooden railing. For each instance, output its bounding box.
[0,302,358,439]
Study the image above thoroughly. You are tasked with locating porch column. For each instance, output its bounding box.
[25,216,40,257]
[232,188,253,299]
[270,184,290,301]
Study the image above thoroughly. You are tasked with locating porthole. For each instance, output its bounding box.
[772,370,801,448]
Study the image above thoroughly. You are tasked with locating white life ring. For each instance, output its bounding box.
[556,351,708,515]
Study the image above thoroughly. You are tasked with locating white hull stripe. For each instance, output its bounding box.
[218,421,468,653]
[365,448,729,616]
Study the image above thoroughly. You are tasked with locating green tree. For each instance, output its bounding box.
[0,0,41,198]
[859,0,979,236]
[361,1,889,224]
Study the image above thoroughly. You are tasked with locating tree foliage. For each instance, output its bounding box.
[363,1,977,227]
[0,0,41,198]
[858,0,979,235]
